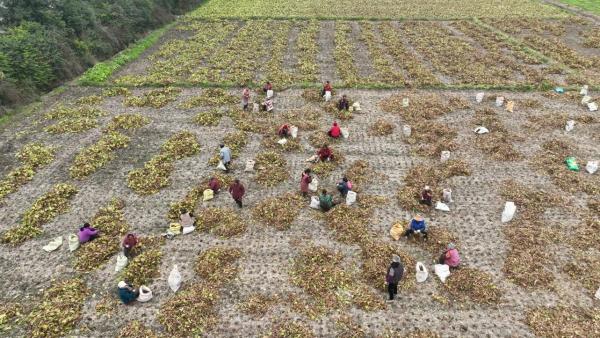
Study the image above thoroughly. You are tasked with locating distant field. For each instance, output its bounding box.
[188,0,567,19]
[560,0,600,15]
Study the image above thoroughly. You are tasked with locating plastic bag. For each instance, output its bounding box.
[586,160,598,174]
[402,98,409,107]
[324,91,332,102]
[506,100,514,113]
[475,92,484,103]
[43,236,63,252]
[588,102,598,112]
[68,234,80,252]
[266,89,274,99]
[440,151,451,163]
[290,126,298,138]
[308,177,319,192]
[474,126,489,134]
[217,160,227,171]
[341,127,349,139]
[501,201,516,223]
[435,201,450,212]
[203,189,214,202]
[495,96,504,107]
[565,157,580,171]
[442,189,453,203]
[416,262,428,283]
[310,196,320,209]
[245,160,255,172]
[402,125,411,137]
[582,96,592,105]
[168,265,182,293]
[137,285,153,302]
[352,102,361,111]
[115,252,128,272]
[305,155,318,163]
[277,138,287,145]
[565,120,575,132]
[168,223,182,235]
[580,85,588,96]
[389,223,404,241]
[555,87,564,93]
[434,264,450,283]
[182,226,195,235]
[596,286,600,300]
[346,191,357,206]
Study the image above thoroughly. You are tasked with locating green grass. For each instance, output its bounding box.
[78,23,173,86]
[188,0,566,20]
[559,0,600,15]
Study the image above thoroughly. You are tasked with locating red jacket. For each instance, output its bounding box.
[123,234,137,249]
[317,147,333,161]
[229,182,245,200]
[209,178,220,192]
[324,83,332,92]
[300,173,312,192]
[330,124,341,138]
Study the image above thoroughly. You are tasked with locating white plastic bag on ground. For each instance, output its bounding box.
[115,252,128,272]
[580,85,588,96]
[68,234,80,252]
[352,102,361,111]
[341,127,349,139]
[182,226,195,235]
[217,160,226,171]
[565,120,575,132]
[245,160,255,172]
[137,285,153,302]
[402,125,411,137]
[324,91,332,102]
[474,126,489,134]
[290,126,298,138]
[203,189,214,201]
[305,155,318,163]
[346,191,357,206]
[582,96,592,105]
[416,262,428,283]
[442,188,453,203]
[495,96,505,107]
[586,160,598,174]
[168,265,182,293]
[308,177,319,192]
[434,264,450,283]
[588,102,598,112]
[501,201,517,223]
[596,286,600,300]
[435,201,450,212]
[440,151,451,163]
[476,92,484,103]
[402,98,409,107]
[266,89,274,99]
[310,196,320,209]
[277,138,287,145]
[43,236,63,252]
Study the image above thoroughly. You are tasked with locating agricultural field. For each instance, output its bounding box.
[1,0,600,337]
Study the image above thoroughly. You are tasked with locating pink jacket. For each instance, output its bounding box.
[78,227,98,243]
[444,249,461,267]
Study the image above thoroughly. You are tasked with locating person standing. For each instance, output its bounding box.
[385,255,404,301]
[220,144,232,173]
[241,87,251,110]
[300,169,312,197]
[229,179,246,208]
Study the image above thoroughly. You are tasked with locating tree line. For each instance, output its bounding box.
[0,0,202,110]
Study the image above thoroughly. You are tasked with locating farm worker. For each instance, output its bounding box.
[438,243,461,268]
[261,97,274,112]
[317,144,334,162]
[278,124,291,137]
[209,176,221,193]
[219,144,231,173]
[229,179,245,208]
[321,80,333,97]
[420,186,433,206]
[117,281,139,305]
[385,255,404,301]
[78,223,98,243]
[338,95,350,111]
[319,189,334,211]
[122,233,138,258]
[300,169,312,197]
[179,209,195,228]
[336,177,351,197]
[263,81,272,93]
[241,87,251,110]
[403,214,428,240]
[328,122,341,138]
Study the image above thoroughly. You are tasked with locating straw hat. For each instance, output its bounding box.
[392,254,401,263]
[414,214,424,221]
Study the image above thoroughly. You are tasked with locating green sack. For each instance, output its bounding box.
[565,157,580,171]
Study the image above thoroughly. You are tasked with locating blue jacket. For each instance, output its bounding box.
[337,181,349,195]
[118,287,137,304]
[410,219,426,231]
[220,147,231,163]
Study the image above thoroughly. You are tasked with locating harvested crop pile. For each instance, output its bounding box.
[350,283,386,311]
[195,247,242,285]
[369,119,395,136]
[193,109,222,126]
[94,295,118,316]
[124,87,181,108]
[264,319,315,338]
[532,140,599,195]
[344,160,384,192]
[474,133,522,161]
[121,249,162,287]
[45,118,98,134]
[230,110,272,134]
[308,130,341,149]
[444,268,501,304]
[310,150,345,177]
[282,107,321,131]
[179,88,237,108]
[302,88,326,103]
[1,183,78,244]
[526,112,596,131]
[195,208,247,238]
[0,143,55,200]
[254,151,289,186]
[261,134,302,152]
[167,173,234,221]
[102,87,130,97]
[335,316,366,338]
[74,198,129,271]
[447,96,471,110]
[27,278,89,338]
[360,239,416,291]
[563,249,600,296]
[499,180,564,221]
[76,95,103,105]
[525,305,600,337]
[160,131,200,159]
[70,131,130,179]
[398,160,470,212]
[408,121,458,158]
[287,293,328,319]
[208,131,248,165]
[44,105,105,120]
[0,303,22,331]
[503,248,554,289]
[158,284,220,336]
[582,27,600,48]
[378,329,442,338]
[325,204,373,244]
[105,113,150,131]
[252,193,305,230]
[379,93,450,122]
[409,226,459,255]
[116,321,158,338]
[239,293,279,317]
[568,217,600,250]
